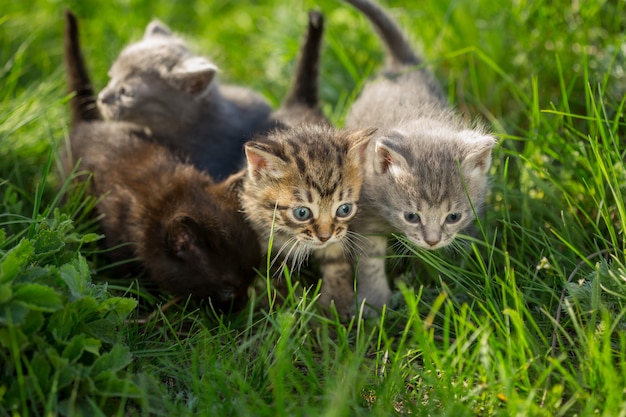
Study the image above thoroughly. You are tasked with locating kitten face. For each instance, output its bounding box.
[241,125,374,265]
[369,127,495,250]
[97,21,217,128]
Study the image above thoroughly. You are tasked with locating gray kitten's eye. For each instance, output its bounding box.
[293,207,312,221]
[119,86,131,97]
[404,212,421,223]
[445,213,462,224]
[336,203,353,218]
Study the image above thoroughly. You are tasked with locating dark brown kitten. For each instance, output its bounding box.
[63,10,261,311]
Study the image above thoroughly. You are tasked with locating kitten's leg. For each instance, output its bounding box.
[355,235,392,317]
[315,242,355,320]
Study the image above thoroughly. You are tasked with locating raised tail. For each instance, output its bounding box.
[64,10,101,124]
[281,10,325,110]
[344,0,419,71]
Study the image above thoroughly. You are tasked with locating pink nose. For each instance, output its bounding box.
[318,235,330,243]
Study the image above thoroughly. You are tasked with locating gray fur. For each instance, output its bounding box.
[97,21,273,180]
[343,0,497,316]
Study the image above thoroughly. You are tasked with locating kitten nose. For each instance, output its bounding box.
[97,89,113,104]
[318,234,331,243]
[425,239,440,247]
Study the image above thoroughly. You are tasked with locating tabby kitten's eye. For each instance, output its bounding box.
[445,213,462,224]
[336,203,353,218]
[293,207,312,221]
[404,212,421,223]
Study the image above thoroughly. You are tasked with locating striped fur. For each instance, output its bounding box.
[240,124,374,316]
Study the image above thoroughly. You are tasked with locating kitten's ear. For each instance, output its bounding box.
[166,215,204,261]
[222,170,246,193]
[346,127,376,162]
[144,20,173,38]
[460,131,497,178]
[374,136,411,177]
[169,57,218,94]
[244,141,288,180]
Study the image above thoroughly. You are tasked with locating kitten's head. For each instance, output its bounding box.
[143,173,261,311]
[97,20,217,129]
[241,124,375,261]
[369,126,496,250]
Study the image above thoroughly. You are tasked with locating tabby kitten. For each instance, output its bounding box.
[239,11,376,315]
[97,18,273,180]
[343,0,497,315]
[63,10,261,311]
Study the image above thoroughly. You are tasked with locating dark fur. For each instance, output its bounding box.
[63,10,261,311]
[270,10,328,128]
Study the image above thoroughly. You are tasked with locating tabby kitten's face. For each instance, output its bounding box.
[241,124,374,265]
[98,20,217,126]
[368,125,496,250]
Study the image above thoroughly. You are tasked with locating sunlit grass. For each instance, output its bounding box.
[1,0,625,415]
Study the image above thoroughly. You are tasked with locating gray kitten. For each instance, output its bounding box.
[343,0,497,315]
[98,20,273,180]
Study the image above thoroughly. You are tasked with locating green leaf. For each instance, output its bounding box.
[0,327,28,351]
[0,283,12,303]
[84,319,118,345]
[33,228,65,257]
[31,352,52,393]
[0,228,6,247]
[13,283,62,312]
[59,256,92,301]
[90,345,132,377]
[0,239,34,284]
[97,297,138,320]
[0,300,30,326]
[94,371,142,397]
[20,310,44,336]
[79,233,103,244]
[63,334,102,363]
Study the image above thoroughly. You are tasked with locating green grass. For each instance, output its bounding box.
[1,0,625,415]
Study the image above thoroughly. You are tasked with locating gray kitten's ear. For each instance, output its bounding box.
[244,141,288,179]
[460,132,497,178]
[144,20,173,38]
[168,57,218,94]
[374,136,410,177]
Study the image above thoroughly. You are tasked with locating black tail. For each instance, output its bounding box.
[344,0,419,71]
[64,10,101,124]
[281,10,325,109]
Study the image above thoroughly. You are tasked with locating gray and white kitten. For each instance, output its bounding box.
[98,20,273,180]
[343,0,497,315]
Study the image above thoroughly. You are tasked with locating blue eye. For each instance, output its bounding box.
[336,203,353,218]
[445,213,462,224]
[404,212,421,223]
[293,207,312,221]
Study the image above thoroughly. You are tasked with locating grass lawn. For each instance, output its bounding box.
[1,0,625,415]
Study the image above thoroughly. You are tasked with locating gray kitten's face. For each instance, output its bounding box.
[97,21,217,128]
[369,128,495,250]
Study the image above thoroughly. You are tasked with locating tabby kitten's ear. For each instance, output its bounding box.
[144,20,173,38]
[460,132,497,179]
[373,135,411,177]
[346,127,377,162]
[168,57,218,95]
[166,215,205,261]
[244,141,289,180]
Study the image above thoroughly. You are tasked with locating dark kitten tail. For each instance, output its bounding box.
[282,10,325,110]
[64,10,101,124]
[343,0,419,71]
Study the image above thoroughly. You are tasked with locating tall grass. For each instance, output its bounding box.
[1,0,625,415]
